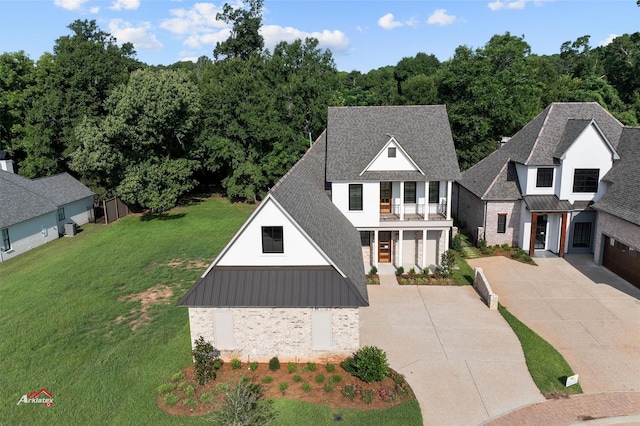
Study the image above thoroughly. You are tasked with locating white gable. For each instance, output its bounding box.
[560,121,619,161]
[215,197,330,267]
[361,137,423,175]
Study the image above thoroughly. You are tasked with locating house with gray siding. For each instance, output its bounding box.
[454,103,624,258]
[0,158,94,261]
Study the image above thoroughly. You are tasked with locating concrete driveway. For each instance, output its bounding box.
[468,254,640,394]
[360,284,545,426]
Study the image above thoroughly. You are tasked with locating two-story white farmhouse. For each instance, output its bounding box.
[326,105,462,272]
[178,105,462,361]
[454,102,624,258]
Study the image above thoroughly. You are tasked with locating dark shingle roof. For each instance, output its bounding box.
[459,103,624,200]
[178,132,368,309]
[0,171,94,228]
[592,127,640,226]
[326,105,461,182]
[177,266,367,308]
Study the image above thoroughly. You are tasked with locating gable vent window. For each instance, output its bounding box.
[536,168,553,188]
[388,147,396,158]
[573,169,599,193]
[262,226,283,253]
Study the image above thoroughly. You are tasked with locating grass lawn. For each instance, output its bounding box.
[0,197,423,425]
[498,304,583,398]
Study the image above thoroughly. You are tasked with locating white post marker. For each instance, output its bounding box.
[565,374,579,387]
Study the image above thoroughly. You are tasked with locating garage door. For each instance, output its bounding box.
[602,236,640,289]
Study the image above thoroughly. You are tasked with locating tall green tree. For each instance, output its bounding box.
[16,20,139,177]
[0,51,35,155]
[214,0,264,60]
[71,68,201,210]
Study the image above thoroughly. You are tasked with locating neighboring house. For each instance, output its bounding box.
[178,105,461,361]
[454,102,624,258]
[326,105,461,272]
[592,127,640,288]
[0,157,94,261]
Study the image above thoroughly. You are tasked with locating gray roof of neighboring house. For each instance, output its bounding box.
[459,103,624,201]
[177,266,367,308]
[592,127,640,226]
[178,132,369,309]
[326,105,461,182]
[0,171,94,228]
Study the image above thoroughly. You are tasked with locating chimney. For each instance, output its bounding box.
[0,151,15,173]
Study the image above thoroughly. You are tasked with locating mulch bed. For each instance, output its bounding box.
[157,362,414,417]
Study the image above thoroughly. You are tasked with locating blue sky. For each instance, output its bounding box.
[0,1,638,72]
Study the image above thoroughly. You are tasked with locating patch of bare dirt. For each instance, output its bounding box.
[157,363,414,417]
[116,284,173,331]
[167,259,208,270]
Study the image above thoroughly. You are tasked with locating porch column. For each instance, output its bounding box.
[422,229,427,270]
[443,228,450,253]
[373,229,379,268]
[398,229,403,268]
[558,212,568,258]
[399,181,405,220]
[529,212,537,257]
[446,181,452,220]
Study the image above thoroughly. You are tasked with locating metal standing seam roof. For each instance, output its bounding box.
[592,127,640,226]
[459,103,625,201]
[178,128,369,309]
[325,105,461,182]
[522,195,574,212]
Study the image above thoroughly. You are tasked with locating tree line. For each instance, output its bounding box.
[1,0,639,211]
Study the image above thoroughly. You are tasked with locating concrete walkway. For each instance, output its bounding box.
[468,254,640,394]
[360,283,545,425]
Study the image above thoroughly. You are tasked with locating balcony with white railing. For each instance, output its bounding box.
[380,201,447,222]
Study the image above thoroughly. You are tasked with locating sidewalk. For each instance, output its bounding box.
[484,391,640,426]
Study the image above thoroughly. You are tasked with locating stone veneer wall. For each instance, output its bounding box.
[484,201,521,247]
[593,211,640,264]
[187,307,360,363]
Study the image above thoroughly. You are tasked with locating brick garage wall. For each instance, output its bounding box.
[454,185,485,236]
[188,307,359,363]
[484,201,521,246]
[594,211,640,264]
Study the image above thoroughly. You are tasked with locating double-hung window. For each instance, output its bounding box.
[349,184,363,211]
[573,169,599,193]
[1,228,10,251]
[57,207,65,221]
[404,182,416,204]
[262,226,283,253]
[428,181,439,204]
[497,214,507,234]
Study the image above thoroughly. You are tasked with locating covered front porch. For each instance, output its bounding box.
[523,195,572,258]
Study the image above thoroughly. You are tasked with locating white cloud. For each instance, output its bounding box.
[427,9,457,26]
[160,3,227,35]
[183,31,230,49]
[378,13,403,30]
[598,34,618,47]
[110,0,140,11]
[89,6,100,13]
[488,0,552,11]
[109,19,163,50]
[261,25,349,55]
[53,0,88,11]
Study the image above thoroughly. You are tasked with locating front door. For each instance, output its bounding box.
[380,182,391,214]
[378,231,391,263]
[535,214,547,249]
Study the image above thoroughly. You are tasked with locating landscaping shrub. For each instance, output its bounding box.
[261,376,273,384]
[192,336,222,386]
[199,391,215,405]
[178,381,190,392]
[361,389,374,404]
[315,373,325,383]
[439,250,455,277]
[157,383,176,395]
[353,346,390,383]
[301,382,311,392]
[408,267,416,276]
[278,382,288,394]
[330,374,342,384]
[395,266,404,275]
[501,243,511,251]
[305,362,317,372]
[231,358,242,370]
[268,357,280,371]
[249,361,258,371]
[523,254,533,263]
[340,356,357,374]
[171,371,185,382]
[369,266,377,275]
[287,362,297,374]
[209,378,275,426]
[341,384,358,400]
[452,233,463,252]
[511,251,522,260]
[215,382,230,393]
[325,362,336,373]
[324,383,334,393]
[163,393,179,407]
[184,384,195,397]
[292,375,302,383]
[183,398,198,409]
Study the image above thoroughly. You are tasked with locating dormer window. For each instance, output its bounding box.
[536,168,553,188]
[262,226,283,253]
[388,147,396,158]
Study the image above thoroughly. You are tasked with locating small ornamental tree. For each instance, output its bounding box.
[192,336,222,386]
[353,346,390,383]
[210,377,276,426]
